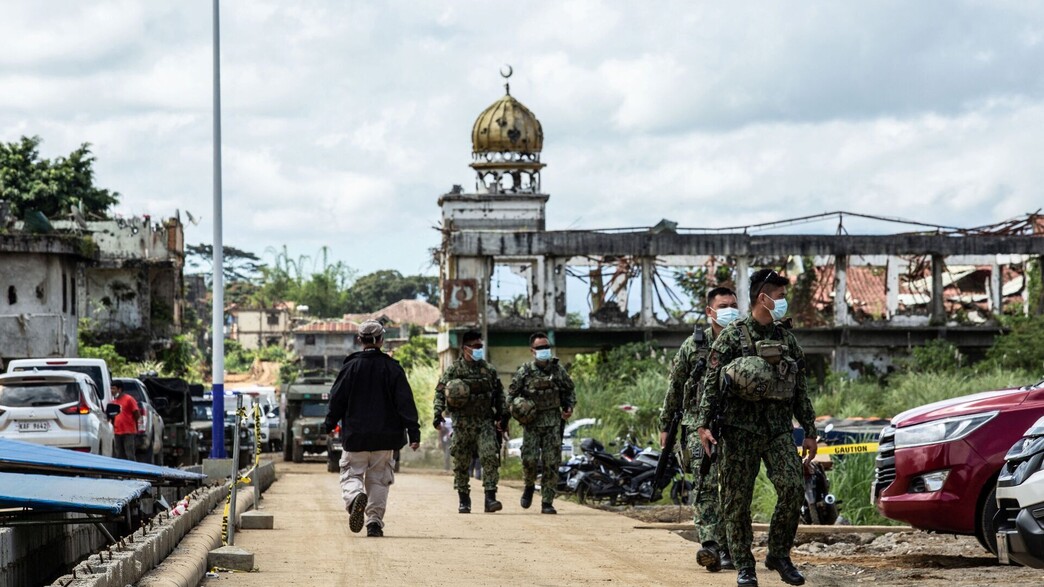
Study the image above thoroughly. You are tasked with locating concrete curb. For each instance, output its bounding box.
[49,461,276,587]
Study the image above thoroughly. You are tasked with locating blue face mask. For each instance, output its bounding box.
[766,297,789,321]
[712,307,740,328]
[535,348,553,362]
[470,347,485,361]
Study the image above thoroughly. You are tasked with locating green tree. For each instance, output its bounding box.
[185,243,264,283]
[344,270,437,313]
[0,135,119,219]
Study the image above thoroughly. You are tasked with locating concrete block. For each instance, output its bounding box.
[207,545,255,572]
[202,458,234,482]
[240,511,274,530]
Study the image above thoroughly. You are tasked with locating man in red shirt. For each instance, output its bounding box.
[110,380,141,461]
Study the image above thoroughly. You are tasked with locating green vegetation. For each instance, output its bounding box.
[0,135,119,219]
[393,336,437,371]
[406,363,440,446]
[571,342,671,447]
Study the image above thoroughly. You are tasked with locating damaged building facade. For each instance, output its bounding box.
[435,79,1044,378]
[0,215,185,365]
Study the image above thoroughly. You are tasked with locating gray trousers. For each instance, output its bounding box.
[114,434,137,461]
[339,450,395,528]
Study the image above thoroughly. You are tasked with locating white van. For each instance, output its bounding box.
[6,358,113,405]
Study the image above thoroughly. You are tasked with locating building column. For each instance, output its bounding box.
[639,256,655,327]
[834,255,850,326]
[545,256,568,329]
[886,256,901,319]
[930,254,946,325]
[736,257,751,315]
[990,260,1002,318]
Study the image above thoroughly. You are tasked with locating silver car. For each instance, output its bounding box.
[114,377,165,464]
[0,371,115,455]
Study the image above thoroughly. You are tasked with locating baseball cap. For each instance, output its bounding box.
[359,320,385,337]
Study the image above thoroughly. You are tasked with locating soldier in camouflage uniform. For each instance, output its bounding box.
[508,332,576,514]
[697,269,817,587]
[433,330,508,514]
[658,286,739,572]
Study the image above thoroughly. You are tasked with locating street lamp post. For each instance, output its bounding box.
[210,0,226,458]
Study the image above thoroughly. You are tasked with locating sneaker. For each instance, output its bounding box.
[348,493,368,533]
[366,522,383,537]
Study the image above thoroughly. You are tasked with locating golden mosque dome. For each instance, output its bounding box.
[471,90,543,155]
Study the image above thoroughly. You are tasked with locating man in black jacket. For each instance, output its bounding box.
[324,320,421,537]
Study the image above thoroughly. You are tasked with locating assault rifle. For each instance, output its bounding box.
[697,384,724,502]
[652,407,682,502]
[651,329,706,501]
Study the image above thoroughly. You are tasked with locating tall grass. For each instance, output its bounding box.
[813,367,1038,420]
[406,364,440,446]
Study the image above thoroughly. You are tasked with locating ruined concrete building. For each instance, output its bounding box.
[0,216,185,365]
[435,75,1044,379]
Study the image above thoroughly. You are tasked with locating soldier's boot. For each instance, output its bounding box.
[720,548,735,570]
[484,490,503,513]
[696,541,723,573]
[736,567,758,587]
[540,501,557,514]
[520,485,535,509]
[765,555,804,586]
[458,492,471,514]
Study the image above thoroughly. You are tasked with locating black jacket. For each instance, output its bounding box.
[324,349,421,452]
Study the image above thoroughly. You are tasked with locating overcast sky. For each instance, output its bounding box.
[2,1,1043,278]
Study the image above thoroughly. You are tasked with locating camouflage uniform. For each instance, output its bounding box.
[695,315,816,573]
[434,358,507,494]
[659,327,722,546]
[508,359,576,504]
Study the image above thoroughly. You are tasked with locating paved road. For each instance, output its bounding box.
[201,461,767,586]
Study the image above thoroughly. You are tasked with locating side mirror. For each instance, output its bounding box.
[105,404,122,418]
[154,398,169,411]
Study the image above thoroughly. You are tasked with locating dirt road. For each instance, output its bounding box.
[202,461,753,586]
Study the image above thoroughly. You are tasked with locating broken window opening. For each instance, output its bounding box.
[62,272,68,314]
[7,286,16,305]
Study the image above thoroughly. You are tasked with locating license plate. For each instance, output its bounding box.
[301,440,314,446]
[18,421,50,432]
[997,532,1010,565]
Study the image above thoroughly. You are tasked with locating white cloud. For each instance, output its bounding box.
[3,1,1044,276]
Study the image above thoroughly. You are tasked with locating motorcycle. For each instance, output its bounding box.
[800,424,841,525]
[572,438,689,506]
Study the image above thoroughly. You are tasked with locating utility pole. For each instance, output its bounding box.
[210,0,227,458]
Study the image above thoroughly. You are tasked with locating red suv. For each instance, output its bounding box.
[873,379,1044,554]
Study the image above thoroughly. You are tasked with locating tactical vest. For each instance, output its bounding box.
[454,366,495,417]
[525,365,563,411]
[724,322,798,402]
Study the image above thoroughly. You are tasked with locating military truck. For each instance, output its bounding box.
[142,377,202,468]
[191,394,256,467]
[281,377,341,472]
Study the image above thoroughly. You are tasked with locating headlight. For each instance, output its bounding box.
[894,412,997,449]
[1006,436,1044,461]
[303,427,311,435]
[1010,453,1044,486]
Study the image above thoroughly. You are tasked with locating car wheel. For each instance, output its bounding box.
[977,484,1000,555]
[292,441,304,463]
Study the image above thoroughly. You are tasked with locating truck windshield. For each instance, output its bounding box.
[300,402,327,417]
[192,402,213,421]
[0,382,80,407]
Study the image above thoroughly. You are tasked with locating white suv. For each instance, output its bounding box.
[0,371,115,455]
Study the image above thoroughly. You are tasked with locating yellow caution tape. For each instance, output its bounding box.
[805,442,879,455]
